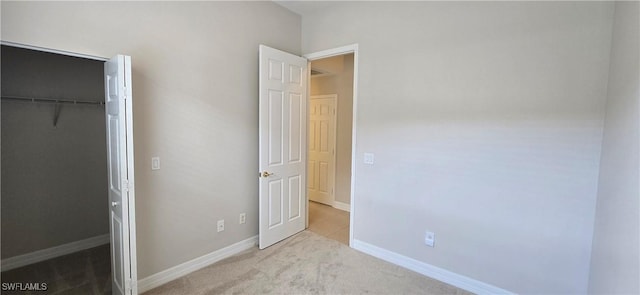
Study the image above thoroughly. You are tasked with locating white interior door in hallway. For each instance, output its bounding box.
[258,45,308,249]
[308,95,337,206]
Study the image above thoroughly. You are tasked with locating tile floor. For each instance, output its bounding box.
[307,201,350,245]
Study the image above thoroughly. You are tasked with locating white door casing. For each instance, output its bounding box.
[105,55,137,295]
[308,95,337,206]
[258,45,308,249]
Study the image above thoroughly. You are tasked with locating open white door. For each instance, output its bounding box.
[105,55,137,295]
[259,45,308,249]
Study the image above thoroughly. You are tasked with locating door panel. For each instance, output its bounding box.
[268,90,284,166]
[268,180,283,228]
[105,55,136,295]
[259,45,307,249]
[308,95,337,205]
[111,215,124,291]
[289,94,302,163]
[289,176,302,219]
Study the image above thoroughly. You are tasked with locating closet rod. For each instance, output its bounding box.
[1,96,104,106]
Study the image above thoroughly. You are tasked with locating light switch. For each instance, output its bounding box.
[363,153,375,165]
[151,157,160,170]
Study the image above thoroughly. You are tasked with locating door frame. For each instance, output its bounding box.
[308,94,338,206]
[304,44,359,247]
[1,40,139,293]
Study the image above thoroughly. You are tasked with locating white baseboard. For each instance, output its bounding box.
[333,201,351,212]
[352,239,513,295]
[1,234,110,272]
[138,235,258,293]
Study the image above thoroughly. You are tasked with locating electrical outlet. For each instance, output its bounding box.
[425,231,435,247]
[151,157,160,170]
[217,220,225,232]
[239,213,246,224]
[363,153,375,165]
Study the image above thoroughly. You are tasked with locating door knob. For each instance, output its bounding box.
[111,201,119,207]
[261,171,273,178]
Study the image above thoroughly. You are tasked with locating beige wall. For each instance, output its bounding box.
[1,46,108,258]
[310,54,354,205]
[5,2,635,293]
[302,2,614,294]
[1,1,301,278]
[589,2,640,294]
[311,55,345,75]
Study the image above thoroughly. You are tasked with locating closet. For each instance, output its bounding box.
[1,45,111,293]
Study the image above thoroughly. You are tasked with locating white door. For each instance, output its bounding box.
[258,45,308,249]
[308,95,337,206]
[105,55,137,295]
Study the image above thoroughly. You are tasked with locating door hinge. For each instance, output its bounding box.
[123,179,133,192]
[125,278,133,294]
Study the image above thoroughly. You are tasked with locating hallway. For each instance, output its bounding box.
[307,201,350,245]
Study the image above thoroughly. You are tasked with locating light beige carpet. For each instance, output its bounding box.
[145,231,470,295]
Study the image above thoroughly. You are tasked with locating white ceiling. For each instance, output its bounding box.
[273,1,338,17]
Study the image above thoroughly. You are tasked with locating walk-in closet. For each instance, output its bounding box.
[1,45,111,294]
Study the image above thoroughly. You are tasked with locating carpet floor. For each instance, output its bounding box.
[0,244,111,294]
[145,231,470,294]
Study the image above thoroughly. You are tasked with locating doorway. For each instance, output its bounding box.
[306,52,355,246]
[0,45,112,292]
[258,44,358,249]
[0,43,137,294]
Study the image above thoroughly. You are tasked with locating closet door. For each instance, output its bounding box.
[105,55,137,295]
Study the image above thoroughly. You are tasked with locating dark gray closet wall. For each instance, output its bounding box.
[1,46,108,258]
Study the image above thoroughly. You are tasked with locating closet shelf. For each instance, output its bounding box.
[1,96,105,127]
[1,95,104,106]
